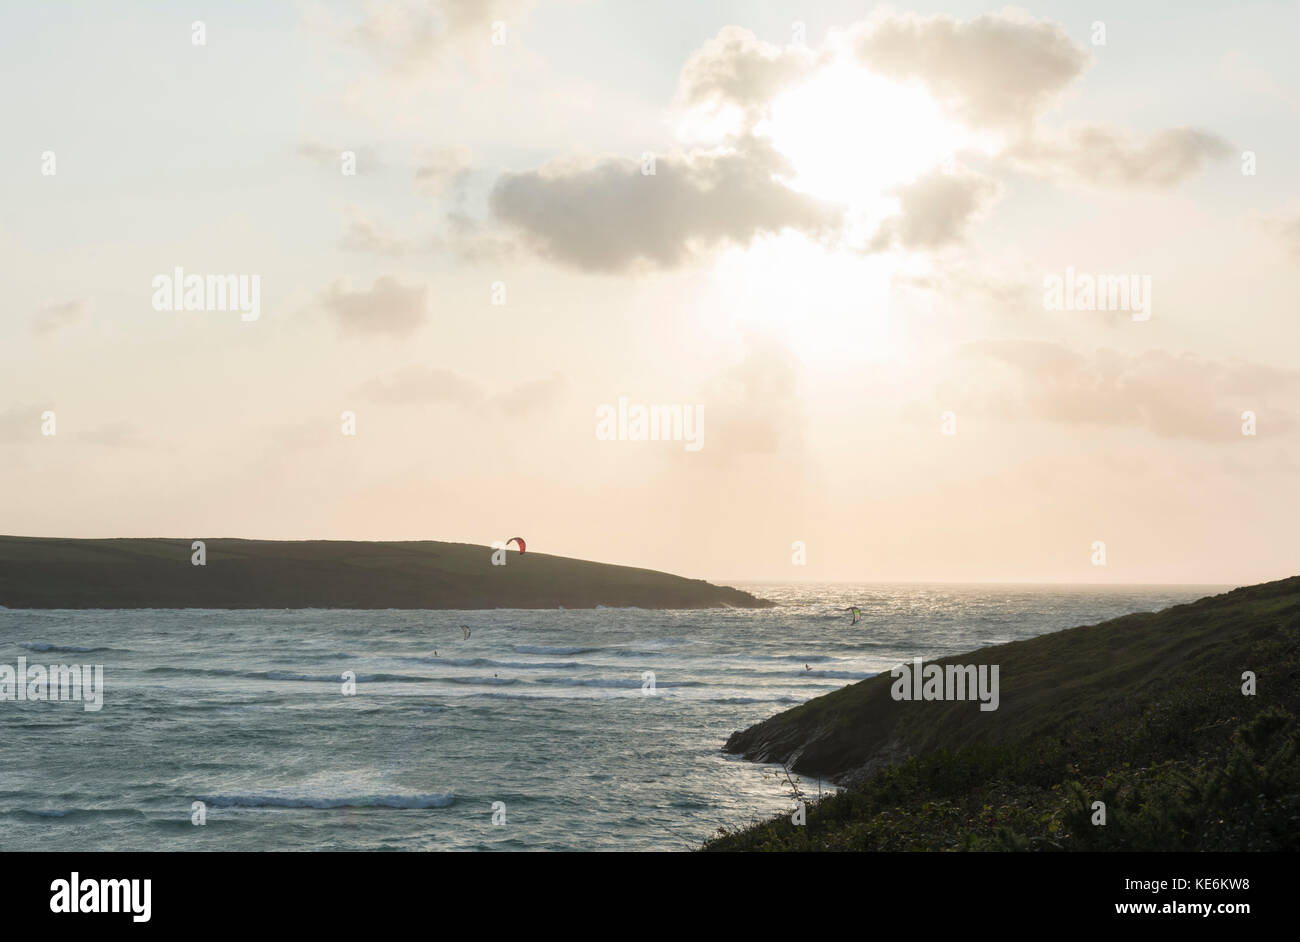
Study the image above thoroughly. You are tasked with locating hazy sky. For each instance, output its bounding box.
[3,1,1298,585]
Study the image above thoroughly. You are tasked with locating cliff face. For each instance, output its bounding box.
[0,536,774,610]
[725,577,1300,785]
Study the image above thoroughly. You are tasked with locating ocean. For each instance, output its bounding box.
[0,583,1224,851]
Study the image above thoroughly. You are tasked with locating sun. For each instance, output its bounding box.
[757,62,976,214]
[684,61,978,362]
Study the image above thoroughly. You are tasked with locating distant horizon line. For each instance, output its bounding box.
[717,579,1244,588]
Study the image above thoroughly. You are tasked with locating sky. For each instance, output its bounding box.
[2,0,1299,585]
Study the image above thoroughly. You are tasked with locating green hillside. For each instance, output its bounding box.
[706,577,1300,851]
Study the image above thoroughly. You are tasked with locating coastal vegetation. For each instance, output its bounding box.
[706,577,1300,850]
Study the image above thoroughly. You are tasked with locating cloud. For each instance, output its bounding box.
[489,137,840,272]
[0,408,149,449]
[358,366,566,416]
[360,367,484,407]
[895,264,1036,314]
[675,26,818,120]
[491,8,1227,273]
[869,168,1002,251]
[312,0,531,74]
[851,9,1089,130]
[268,421,334,450]
[319,276,429,337]
[432,211,516,264]
[337,202,514,265]
[297,141,380,173]
[415,147,473,197]
[1218,50,1300,116]
[0,406,37,442]
[339,209,411,257]
[494,372,568,417]
[1258,212,1300,258]
[949,340,1300,441]
[33,299,88,335]
[81,421,150,449]
[1006,125,1233,187]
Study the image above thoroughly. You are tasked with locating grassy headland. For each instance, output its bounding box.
[706,577,1300,850]
[0,535,772,610]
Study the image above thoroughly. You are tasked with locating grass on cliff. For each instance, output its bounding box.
[704,579,1300,851]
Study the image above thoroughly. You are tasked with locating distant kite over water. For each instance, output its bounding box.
[507,537,526,554]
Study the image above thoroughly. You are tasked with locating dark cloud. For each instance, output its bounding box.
[489,137,840,272]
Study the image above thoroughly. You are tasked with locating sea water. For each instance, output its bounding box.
[0,583,1223,851]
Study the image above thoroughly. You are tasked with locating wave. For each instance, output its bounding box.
[142,667,429,684]
[750,654,839,663]
[533,676,701,688]
[445,675,517,685]
[405,656,584,670]
[18,643,114,654]
[263,671,425,684]
[196,792,455,810]
[8,808,148,821]
[511,645,600,655]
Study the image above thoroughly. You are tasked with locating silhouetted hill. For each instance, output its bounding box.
[0,536,773,610]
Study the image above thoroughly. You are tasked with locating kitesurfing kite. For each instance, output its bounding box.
[461,625,471,640]
[847,607,860,625]
[506,537,526,554]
